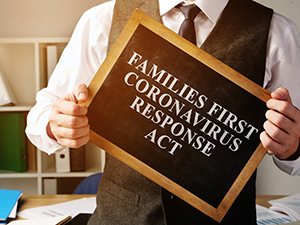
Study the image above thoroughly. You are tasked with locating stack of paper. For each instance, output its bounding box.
[269,193,300,221]
[17,197,96,220]
[0,189,22,224]
[256,205,293,224]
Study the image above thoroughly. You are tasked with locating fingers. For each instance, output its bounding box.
[47,83,90,148]
[261,119,298,159]
[270,87,292,103]
[48,100,90,148]
[261,87,300,159]
[50,105,89,128]
[50,122,90,148]
[260,131,281,155]
[265,108,293,135]
[58,134,90,149]
[53,98,88,117]
[266,88,300,135]
[267,88,296,121]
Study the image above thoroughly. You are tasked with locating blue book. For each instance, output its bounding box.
[0,218,10,224]
[0,189,22,221]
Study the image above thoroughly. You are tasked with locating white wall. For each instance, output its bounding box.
[0,0,299,195]
[1,0,299,37]
[257,0,300,28]
[0,0,107,37]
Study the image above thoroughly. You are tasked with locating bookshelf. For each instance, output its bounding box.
[0,37,105,195]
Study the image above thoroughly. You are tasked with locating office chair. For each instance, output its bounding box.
[73,173,103,194]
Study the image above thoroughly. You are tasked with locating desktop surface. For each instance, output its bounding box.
[13,194,286,222]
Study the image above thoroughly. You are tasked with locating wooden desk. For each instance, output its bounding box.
[17,194,96,212]
[256,195,285,208]
[14,194,284,220]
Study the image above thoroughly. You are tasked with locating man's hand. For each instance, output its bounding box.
[260,87,300,160]
[46,83,90,148]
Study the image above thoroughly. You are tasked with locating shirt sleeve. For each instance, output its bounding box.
[264,13,300,175]
[273,156,300,175]
[25,2,114,154]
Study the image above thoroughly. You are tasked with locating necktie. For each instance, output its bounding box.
[176,4,201,45]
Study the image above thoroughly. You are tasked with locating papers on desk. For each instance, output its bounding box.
[17,197,96,220]
[8,215,71,225]
[0,189,22,223]
[269,193,300,222]
[256,205,293,224]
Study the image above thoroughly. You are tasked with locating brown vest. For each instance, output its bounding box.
[88,0,273,224]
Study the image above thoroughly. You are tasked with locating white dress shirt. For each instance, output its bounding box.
[25,0,300,174]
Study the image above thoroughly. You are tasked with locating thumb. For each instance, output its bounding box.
[73,83,89,103]
[271,87,292,104]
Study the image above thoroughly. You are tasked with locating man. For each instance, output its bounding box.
[26,0,300,224]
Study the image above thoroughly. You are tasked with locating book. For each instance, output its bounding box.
[269,193,300,221]
[26,137,37,171]
[0,189,22,222]
[43,178,57,195]
[0,62,17,106]
[0,113,27,172]
[55,147,70,173]
[70,146,86,172]
[46,45,58,81]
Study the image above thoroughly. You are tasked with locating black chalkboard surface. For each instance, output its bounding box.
[83,9,270,222]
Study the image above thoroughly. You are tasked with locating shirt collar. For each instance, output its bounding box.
[159,0,229,24]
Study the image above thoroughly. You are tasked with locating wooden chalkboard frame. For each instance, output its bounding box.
[82,9,271,222]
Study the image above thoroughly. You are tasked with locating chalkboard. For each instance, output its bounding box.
[83,9,270,222]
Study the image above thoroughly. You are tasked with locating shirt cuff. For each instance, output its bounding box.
[273,155,300,176]
[26,111,65,155]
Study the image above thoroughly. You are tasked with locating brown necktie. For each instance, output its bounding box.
[176,4,201,45]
